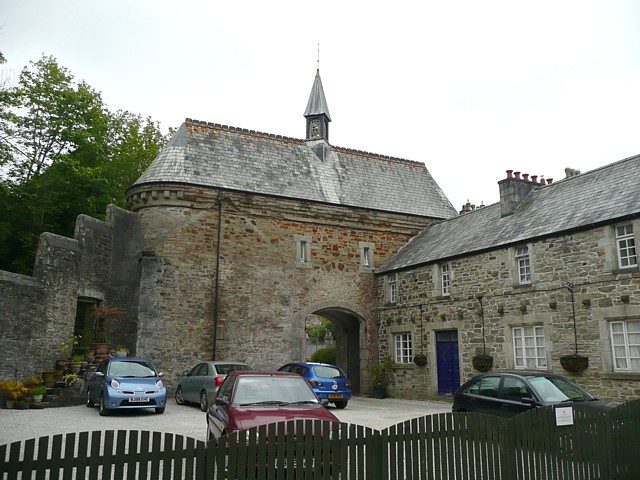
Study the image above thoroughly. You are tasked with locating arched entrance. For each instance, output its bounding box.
[296,301,366,394]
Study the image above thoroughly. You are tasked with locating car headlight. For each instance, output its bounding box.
[156,380,164,388]
[111,379,120,388]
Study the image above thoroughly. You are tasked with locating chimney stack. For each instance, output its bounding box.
[498,169,538,217]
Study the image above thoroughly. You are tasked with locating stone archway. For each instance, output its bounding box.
[294,300,368,394]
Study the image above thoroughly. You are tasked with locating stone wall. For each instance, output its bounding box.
[0,205,141,381]
[128,183,432,388]
[377,219,640,401]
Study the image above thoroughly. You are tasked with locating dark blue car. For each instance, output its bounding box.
[86,357,167,416]
[278,362,352,409]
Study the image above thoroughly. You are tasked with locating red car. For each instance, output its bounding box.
[206,371,340,442]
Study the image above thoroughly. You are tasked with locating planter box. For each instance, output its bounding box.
[372,386,388,399]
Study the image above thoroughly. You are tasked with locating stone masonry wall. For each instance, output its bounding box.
[128,183,432,389]
[377,219,640,401]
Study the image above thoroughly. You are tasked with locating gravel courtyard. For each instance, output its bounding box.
[0,396,452,445]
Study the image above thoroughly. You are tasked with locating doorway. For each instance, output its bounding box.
[436,330,460,395]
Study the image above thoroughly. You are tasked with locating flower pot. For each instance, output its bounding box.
[91,343,110,355]
[56,359,70,371]
[372,385,388,399]
[114,350,128,358]
[70,363,82,374]
[560,354,589,373]
[413,354,428,367]
[472,354,493,372]
[32,394,44,403]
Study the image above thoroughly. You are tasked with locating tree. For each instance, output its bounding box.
[0,55,168,274]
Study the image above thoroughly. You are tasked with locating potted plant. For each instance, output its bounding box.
[42,371,58,388]
[560,354,589,373]
[70,355,84,373]
[89,305,123,353]
[472,354,494,372]
[114,344,129,357]
[413,353,428,367]
[0,380,29,409]
[368,356,393,399]
[29,385,46,403]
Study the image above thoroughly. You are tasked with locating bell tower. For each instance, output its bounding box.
[304,69,331,142]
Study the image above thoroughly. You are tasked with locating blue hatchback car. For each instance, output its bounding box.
[278,362,352,409]
[86,357,168,416]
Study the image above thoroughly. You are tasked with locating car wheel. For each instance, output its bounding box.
[86,389,95,407]
[99,394,110,416]
[155,407,165,414]
[199,390,208,412]
[175,386,185,405]
[334,400,348,409]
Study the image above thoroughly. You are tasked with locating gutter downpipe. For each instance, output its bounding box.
[212,191,223,360]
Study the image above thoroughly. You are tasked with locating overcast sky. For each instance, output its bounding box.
[2,1,640,211]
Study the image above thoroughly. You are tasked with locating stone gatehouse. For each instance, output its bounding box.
[0,70,456,392]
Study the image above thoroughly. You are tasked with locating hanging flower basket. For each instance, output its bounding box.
[413,354,428,367]
[472,354,493,372]
[560,354,589,373]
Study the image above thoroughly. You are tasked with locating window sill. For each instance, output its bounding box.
[601,372,640,381]
[295,261,313,269]
[612,266,639,275]
[393,363,414,369]
[435,295,452,301]
[512,283,534,290]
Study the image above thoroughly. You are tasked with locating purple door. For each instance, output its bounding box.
[436,330,460,395]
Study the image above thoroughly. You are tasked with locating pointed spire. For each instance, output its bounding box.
[304,69,331,121]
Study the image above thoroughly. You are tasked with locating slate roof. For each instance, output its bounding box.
[379,154,640,273]
[130,119,457,219]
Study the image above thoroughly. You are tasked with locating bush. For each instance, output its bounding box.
[310,347,336,364]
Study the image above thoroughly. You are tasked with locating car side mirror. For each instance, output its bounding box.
[215,397,228,406]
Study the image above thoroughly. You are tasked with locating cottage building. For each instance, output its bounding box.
[377,160,640,401]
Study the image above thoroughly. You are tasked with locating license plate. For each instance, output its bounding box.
[129,397,150,403]
[328,394,343,399]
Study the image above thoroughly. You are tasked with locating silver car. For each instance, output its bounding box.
[175,361,252,411]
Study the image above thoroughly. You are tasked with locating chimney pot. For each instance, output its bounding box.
[514,171,521,179]
[530,175,538,183]
[522,173,529,181]
[547,178,553,184]
[506,169,513,178]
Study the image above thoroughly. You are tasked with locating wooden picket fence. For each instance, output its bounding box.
[1,400,639,479]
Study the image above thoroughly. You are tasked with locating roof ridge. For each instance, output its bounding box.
[185,118,426,166]
[331,145,426,166]
[549,152,640,186]
[185,118,304,144]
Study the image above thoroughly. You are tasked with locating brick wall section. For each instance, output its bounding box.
[128,183,432,388]
[377,221,640,401]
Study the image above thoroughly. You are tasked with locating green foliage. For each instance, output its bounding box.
[306,317,335,342]
[0,55,168,274]
[29,385,46,396]
[367,355,393,388]
[310,347,336,364]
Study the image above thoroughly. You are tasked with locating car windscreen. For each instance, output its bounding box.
[528,376,592,403]
[109,361,156,377]
[216,364,252,375]
[233,376,319,405]
[312,366,344,379]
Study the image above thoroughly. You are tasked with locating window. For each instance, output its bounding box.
[610,320,640,372]
[616,224,637,269]
[467,375,500,398]
[513,325,546,369]
[360,243,374,269]
[501,377,529,402]
[394,332,412,364]
[296,238,311,264]
[440,262,451,296]
[388,274,398,303]
[515,245,531,284]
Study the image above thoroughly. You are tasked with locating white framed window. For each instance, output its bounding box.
[610,320,640,372]
[616,224,637,269]
[515,245,531,284]
[388,274,398,303]
[513,325,546,369]
[394,332,412,364]
[440,262,451,296]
